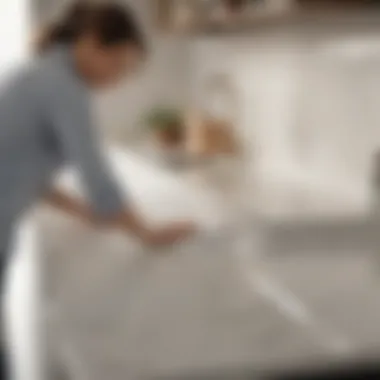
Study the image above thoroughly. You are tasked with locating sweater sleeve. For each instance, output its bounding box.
[46,73,125,217]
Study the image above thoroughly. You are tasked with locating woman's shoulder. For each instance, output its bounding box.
[28,52,88,102]
[34,54,80,87]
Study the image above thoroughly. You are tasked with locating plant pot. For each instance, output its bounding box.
[153,123,184,150]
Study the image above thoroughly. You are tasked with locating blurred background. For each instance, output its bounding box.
[34,0,380,208]
[6,0,380,379]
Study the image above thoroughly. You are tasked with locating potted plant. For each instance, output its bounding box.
[143,106,185,150]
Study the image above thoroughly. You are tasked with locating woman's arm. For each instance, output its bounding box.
[45,188,194,246]
[44,73,194,246]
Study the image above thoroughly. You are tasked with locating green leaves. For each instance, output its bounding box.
[143,107,183,131]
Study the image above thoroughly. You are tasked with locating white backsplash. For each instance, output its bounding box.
[188,30,380,204]
[95,2,380,206]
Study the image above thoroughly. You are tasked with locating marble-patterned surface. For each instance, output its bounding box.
[37,147,380,379]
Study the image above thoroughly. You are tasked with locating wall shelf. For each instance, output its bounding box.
[152,0,380,36]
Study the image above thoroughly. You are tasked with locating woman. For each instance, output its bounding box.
[0,1,194,376]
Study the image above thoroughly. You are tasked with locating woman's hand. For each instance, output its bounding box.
[142,221,196,247]
[46,188,197,247]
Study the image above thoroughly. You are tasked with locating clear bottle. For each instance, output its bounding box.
[204,73,239,124]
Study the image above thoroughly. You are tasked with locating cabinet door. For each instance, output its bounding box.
[295,44,380,194]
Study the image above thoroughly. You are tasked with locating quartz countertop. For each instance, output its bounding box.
[37,145,380,380]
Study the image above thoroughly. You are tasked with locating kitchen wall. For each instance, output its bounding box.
[188,27,380,203]
[96,1,380,204]
[37,1,380,203]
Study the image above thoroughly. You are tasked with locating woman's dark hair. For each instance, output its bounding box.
[36,1,145,53]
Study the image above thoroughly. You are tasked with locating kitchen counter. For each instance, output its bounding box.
[36,146,380,379]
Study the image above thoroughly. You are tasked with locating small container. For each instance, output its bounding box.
[144,107,185,150]
[204,73,239,126]
[185,73,242,160]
